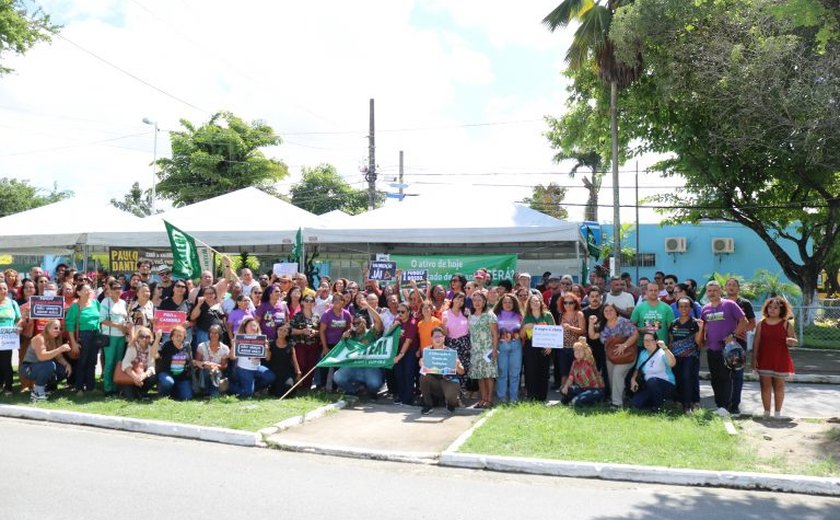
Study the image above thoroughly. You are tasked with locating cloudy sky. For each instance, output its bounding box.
[1,0,675,222]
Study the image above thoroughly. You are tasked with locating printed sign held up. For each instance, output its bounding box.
[420,348,457,375]
[154,310,187,334]
[368,261,396,281]
[400,269,428,283]
[235,334,267,358]
[29,296,65,319]
[531,325,565,349]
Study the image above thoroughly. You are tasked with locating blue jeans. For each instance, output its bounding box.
[76,330,101,392]
[674,355,699,408]
[157,372,193,400]
[333,367,384,395]
[22,361,68,387]
[233,365,276,397]
[394,348,419,404]
[561,386,604,407]
[630,377,675,411]
[496,339,522,402]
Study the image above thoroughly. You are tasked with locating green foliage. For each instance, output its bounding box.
[599,222,635,261]
[0,0,59,75]
[155,111,289,207]
[608,0,840,306]
[0,177,72,217]
[743,269,803,303]
[522,182,569,220]
[110,182,160,217]
[289,163,381,215]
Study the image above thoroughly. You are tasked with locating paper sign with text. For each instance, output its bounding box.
[531,325,565,349]
[235,334,267,358]
[420,348,457,375]
[368,261,396,281]
[272,262,298,277]
[29,296,65,319]
[0,327,20,351]
[154,310,187,333]
[400,269,428,283]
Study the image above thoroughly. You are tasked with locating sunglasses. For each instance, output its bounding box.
[563,301,576,305]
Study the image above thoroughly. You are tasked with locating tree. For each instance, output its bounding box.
[0,1,58,76]
[289,163,381,215]
[0,178,72,217]
[523,183,569,220]
[110,182,160,217]
[543,0,642,273]
[608,0,840,308]
[155,111,289,207]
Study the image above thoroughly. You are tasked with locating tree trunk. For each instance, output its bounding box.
[582,176,598,222]
[610,80,621,274]
[824,263,840,296]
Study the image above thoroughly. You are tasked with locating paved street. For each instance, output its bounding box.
[2,418,837,520]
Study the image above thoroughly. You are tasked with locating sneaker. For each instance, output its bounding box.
[30,391,46,403]
[218,378,230,394]
[763,410,771,419]
[421,406,433,415]
[446,404,456,414]
[715,407,730,417]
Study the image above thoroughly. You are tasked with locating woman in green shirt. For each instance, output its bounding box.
[0,281,21,395]
[65,283,101,395]
[521,294,555,402]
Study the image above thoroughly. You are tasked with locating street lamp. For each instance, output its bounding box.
[142,117,158,214]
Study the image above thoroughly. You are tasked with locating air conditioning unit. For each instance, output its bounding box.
[712,237,735,254]
[664,237,687,253]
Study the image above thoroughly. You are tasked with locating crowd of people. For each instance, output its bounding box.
[0,263,797,417]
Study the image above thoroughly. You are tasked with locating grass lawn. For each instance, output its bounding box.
[459,402,816,474]
[802,323,840,350]
[0,390,335,432]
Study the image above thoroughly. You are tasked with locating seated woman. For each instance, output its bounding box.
[116,326,157,400]
[560,340,604,407]
[20,319,73,402]
[230,317,276,397]
[419,326,465,415]
[156,326,194,401]
[629,332,677,412]
[194,324,230,397]
[332,300,384,398]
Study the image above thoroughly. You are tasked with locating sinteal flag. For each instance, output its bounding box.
[316,326,401,369]
[390,254,517,285]
[163,220,202,280]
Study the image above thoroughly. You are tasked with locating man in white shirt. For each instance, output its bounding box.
[603,276,635,318]
[239,268,260,297]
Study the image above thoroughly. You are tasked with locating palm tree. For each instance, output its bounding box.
[543,0,641,274]
[565,150,602,222]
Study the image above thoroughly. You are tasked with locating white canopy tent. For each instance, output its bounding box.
[155,187,319,247]
[0,197,154,253]
[305,197,582,244]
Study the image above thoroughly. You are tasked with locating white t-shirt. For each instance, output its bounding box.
[241,280,261,297]
[100,298,128,337]
[314,294,333,317]
[604,292,636,312]
[197,342,230,365]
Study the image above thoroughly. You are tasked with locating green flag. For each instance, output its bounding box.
[584,226,601,259]
[164,220,203,280]
[316,325,401,369]
[291,227,303,261]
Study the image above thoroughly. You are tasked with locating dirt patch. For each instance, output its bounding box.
[739,417,840,476]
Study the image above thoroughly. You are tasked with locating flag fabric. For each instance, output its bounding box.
[316,326,401,369]
[292,227,304,272]
[584,226,601,259]
[164,220,203,280]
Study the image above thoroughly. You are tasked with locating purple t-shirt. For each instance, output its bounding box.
[254,301,288,341]
[321,308,352,346]
[701,299,745,351]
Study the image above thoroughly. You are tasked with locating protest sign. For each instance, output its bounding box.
[391,254,516,285]
[154,310,187,333]
[400,269,428,283]
[0,327,20,351]
[109,248,139,273]
[235,334,267,358]
[368,261,396,281]
[317,326,401,369]
[273,262,298,277]
[420,348,457,375]
[29,296,65,319]
[531,325,565,349]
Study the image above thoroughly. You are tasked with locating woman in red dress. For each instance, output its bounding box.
[751,297,797,418]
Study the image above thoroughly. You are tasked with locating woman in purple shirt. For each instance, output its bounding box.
[317,291,352,391]
[254,284,289,343]
[493,293,523,403]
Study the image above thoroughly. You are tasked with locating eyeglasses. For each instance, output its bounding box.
[252,291,263,295]
[138,334,152,339]
[398,310,408,315]
[563,301,576,305]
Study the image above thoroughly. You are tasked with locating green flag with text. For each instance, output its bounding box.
[316,326,401,369]
[164,220,203,280]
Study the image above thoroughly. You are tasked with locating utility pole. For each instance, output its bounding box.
[366,98,376,210]
[399,150,404,201]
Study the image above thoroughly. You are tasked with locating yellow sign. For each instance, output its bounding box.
[109,248,139,273]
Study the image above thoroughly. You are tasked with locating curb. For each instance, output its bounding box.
[264,438,439,465]
[437,452,840,496]
[258,400,346,440]
[0,404,260,447]
[699,371,840,385]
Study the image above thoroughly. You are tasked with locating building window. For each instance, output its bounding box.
[622,253,656,267]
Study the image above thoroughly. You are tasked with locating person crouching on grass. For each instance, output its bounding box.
[560,340,605,407]
[419,327,465,415]
[332,300,384,399]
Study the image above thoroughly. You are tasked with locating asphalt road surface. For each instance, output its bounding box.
[1,418,838,520]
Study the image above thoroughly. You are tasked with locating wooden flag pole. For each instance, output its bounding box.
[278,365,319,401]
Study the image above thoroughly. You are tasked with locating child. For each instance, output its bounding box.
[561,340,605,406]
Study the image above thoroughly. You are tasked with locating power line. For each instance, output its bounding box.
[0,132,151,158]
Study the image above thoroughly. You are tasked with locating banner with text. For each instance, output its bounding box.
[391,254,517,285]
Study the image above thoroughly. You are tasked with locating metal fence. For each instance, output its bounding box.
[792,300,840,349]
